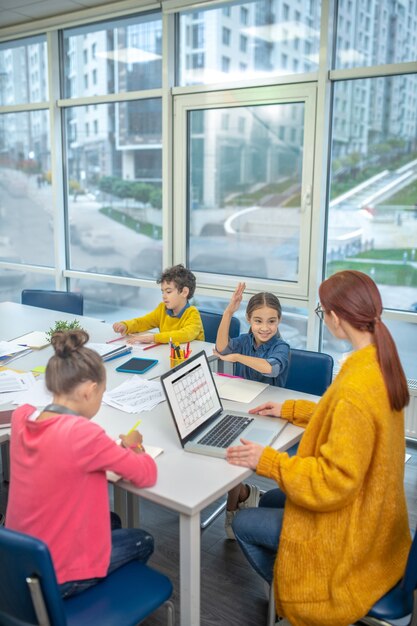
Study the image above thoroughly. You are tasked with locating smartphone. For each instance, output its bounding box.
[115,357,158,374]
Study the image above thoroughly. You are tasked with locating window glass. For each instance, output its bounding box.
[0,270,55,304]
[62,13,162,98]
[187,102,305,281]
[335,0,417,69]
[0,111,53,267]
[0,35,48,105]
[64,100,162,279]
[322,318,417,380]
[327,75,417,313]
[71,276,161,322]
[178,0,321,86]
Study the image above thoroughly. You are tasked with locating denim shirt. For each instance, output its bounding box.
[218,331,290,387]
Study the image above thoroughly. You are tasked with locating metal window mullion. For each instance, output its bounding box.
[306,0,336,350]
[47,30,67,291]
[57,89,163,109]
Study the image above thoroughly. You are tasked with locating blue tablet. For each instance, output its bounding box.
[115,357,158,374]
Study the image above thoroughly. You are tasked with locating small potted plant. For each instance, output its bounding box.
[46,319,83,342]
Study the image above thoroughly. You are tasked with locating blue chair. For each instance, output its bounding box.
[0,526,175,626]
[285,348,334,396]
[22,289,84,316]
[284,348,334,457]
[199,309,240,343]
[355,526,417,626]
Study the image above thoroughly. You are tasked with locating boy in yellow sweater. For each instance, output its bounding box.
[112,264,204,344]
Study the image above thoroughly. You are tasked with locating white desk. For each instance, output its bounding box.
[0,302,309,626]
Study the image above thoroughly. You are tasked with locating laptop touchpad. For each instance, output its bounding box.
[243,427,274,446]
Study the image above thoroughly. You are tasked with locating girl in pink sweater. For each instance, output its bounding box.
[6,330,157,598]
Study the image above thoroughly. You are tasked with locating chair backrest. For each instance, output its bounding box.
[199,309,240,344]
[0,527,67,626]
[284,348,334,396]
[22,290,84,316]
[402,524,417,595]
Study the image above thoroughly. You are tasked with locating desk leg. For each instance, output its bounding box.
[112,487,140,528]
[179,512,201,626]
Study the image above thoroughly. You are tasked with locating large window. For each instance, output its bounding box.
[0,0,416,380]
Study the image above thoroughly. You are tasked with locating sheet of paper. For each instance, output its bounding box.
[213,373,268,403]
[103,376,165,414]
[0,370,36,394]
[0,341,32,358]
[12,378,53,407]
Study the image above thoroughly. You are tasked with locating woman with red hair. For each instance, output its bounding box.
[227,270,410,626]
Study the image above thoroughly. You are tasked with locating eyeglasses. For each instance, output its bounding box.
[315,303,325,321]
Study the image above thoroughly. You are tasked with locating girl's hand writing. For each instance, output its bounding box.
[226,438,264,469]
[226,282,246,315]
[113,321,127,335]
[119,430,145,452]
[249,402,282,417]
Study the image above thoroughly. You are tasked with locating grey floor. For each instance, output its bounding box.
[1,443,417,626]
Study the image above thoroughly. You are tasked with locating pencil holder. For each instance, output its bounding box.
[170,351,191,368]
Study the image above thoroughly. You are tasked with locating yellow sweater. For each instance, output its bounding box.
[122,302,204,344]
[257,344,410,626]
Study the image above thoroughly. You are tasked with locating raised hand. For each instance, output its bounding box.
[226,282,246,315]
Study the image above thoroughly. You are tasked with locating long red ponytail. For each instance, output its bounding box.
[319,270,409,412]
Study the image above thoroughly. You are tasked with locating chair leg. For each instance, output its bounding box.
[166,599,175,626]
[267,582,276,626]
[200,499,227,530]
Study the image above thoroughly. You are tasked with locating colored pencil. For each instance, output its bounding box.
[143,343,160,351]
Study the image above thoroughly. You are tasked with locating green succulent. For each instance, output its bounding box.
[46,319,83,342]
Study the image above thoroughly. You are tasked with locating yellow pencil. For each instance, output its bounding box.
[127,419,142,434]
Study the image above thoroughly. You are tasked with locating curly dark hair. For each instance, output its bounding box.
[157,264,197,299]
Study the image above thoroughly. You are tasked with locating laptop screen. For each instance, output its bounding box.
[161,351,222,440]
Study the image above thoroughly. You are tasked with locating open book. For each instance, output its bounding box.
[106,444,163,483]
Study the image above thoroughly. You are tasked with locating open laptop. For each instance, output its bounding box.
[161,350,287,458]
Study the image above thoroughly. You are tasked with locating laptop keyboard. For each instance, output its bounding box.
[198,414,254,448]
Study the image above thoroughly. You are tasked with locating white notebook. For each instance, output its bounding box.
[14,331,49,349]
[213,373,268,403]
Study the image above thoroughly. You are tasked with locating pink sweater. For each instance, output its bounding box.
[6,404,157,584]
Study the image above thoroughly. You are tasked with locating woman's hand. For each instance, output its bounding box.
[249,402,282,417]
[213,349,238,363]
[119,430,145,453]
[126,333,155,344]
[226,438,264,469]
[226,282,246,315]
[113,321,127,335]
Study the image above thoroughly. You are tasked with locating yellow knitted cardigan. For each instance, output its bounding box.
[257,344,410,626]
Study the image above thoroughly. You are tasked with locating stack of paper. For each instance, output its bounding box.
[88,342,132,362]
[103,376,165,413]
[0,341,32,366]
[0,371,37,406]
